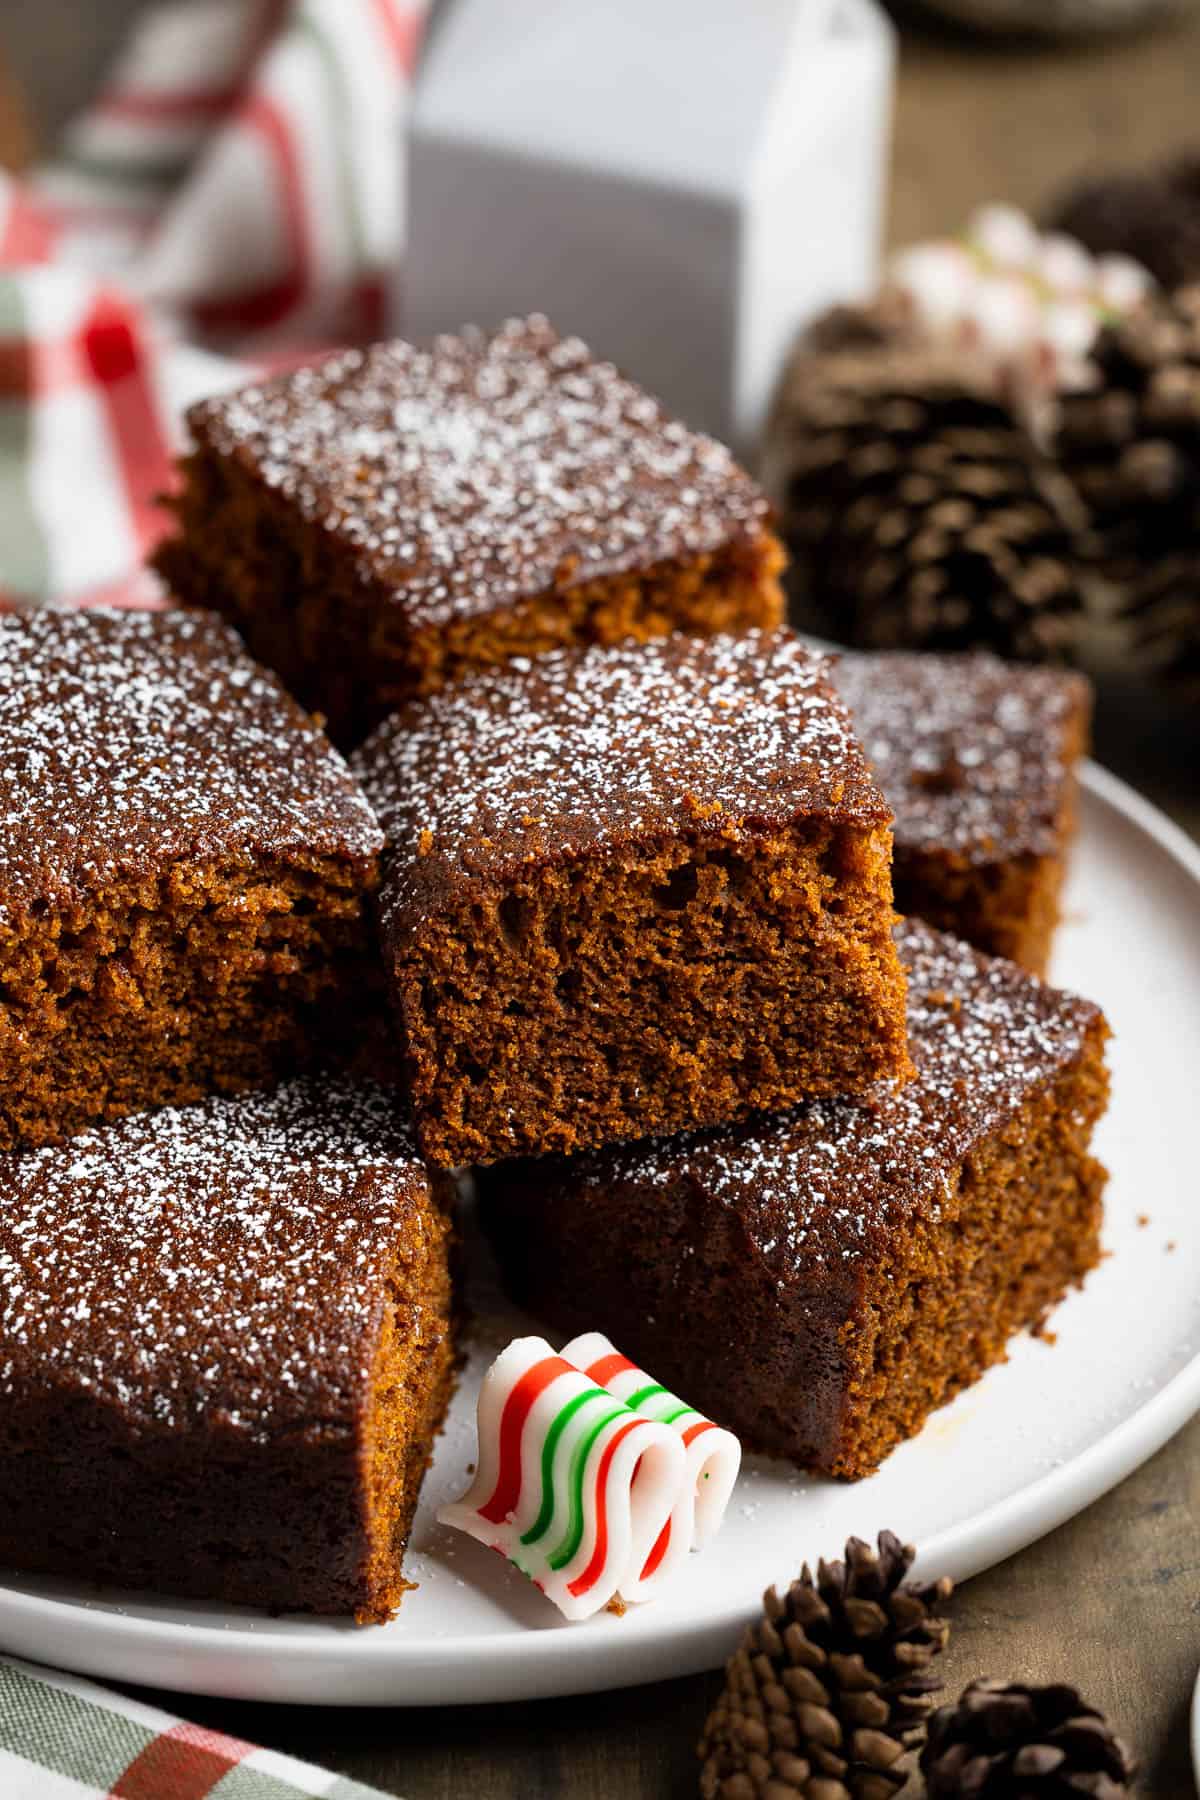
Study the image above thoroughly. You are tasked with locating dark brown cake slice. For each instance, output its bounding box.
[354,628,910,1169]
[0,607,383,1149]
[836,652,1091,973]
[0,1076,456,1622]
[480,921,1109,1479]
[154,315,786,745]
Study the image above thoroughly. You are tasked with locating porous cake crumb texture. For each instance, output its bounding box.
[0,608,383,1149]
[356,631,910,1166]
[482,922,1109,1477]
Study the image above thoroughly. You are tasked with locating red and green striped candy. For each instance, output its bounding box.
[561,1331,741,1604]
[438,1336,685,1621]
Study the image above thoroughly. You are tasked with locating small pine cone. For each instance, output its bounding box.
[764,345,1087,661]
[1047,152,1200,293]
[920,1677,1137,1798]
[1125,546,1200,698]
[1055,283,1200,582]
[698,1531,953,1800]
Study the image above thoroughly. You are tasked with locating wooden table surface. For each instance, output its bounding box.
[5,5,1200,1794]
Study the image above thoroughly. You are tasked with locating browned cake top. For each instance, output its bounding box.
[0,1078,438,1439]
[0,608,382,922]
[354,630,891,933]
[548,921,1103,1279]
[836,651,1090,865]
[187,315,772,627]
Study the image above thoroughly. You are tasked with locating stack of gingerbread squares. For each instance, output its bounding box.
[163,311,1107,1478]
[0,314,1108,1624]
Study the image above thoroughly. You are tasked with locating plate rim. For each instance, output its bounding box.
[3,756,1200,1705]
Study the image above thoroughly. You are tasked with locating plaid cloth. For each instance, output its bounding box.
[0,1658,389,1798]
[0,0,428,609]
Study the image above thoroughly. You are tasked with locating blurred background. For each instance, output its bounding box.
[9,2,1200,241]
[10,1,1200,239]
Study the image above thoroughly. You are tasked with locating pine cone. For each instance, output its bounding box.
[698,1531,953,1800]
[765,346,1087,661]
[1055,283,1200,579]
[921,1677,1137,1797]
[799,295,918,357]
[1047,151,1200,293]
[1125,546,1200,698]
[1055,283,1200,682]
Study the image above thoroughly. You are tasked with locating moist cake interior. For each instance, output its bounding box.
[356,629,911,1166]
[478,921,1109,1478]
[0,608,381,1149]
[393,819,905,1166]
[831,1031,1108,1475]
[358,1223,460,1623]
[2,852,375,1149]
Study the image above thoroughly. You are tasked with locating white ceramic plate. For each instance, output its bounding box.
[2,761,1199,1707]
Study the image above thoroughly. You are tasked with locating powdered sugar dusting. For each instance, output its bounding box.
[354,630,890,932]
[564,921,1103,1277]
[836,652,1090,863]
[0,1078,432,1439]
[191,315,771,628]
[0,608,382,922]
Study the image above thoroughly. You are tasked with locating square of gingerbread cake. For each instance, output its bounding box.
[354,628,910,1168]
[0,1076,456,1622]
[480,920,1109,1479]
[0,607,382,1149]
[836,651,1091,974]
[154,315,786,745]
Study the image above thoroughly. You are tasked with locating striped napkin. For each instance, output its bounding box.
[0,0,427,610]
[0,1658,387,1798]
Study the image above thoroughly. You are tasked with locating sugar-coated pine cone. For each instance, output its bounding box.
[765,345,1088,662]
[698,1531,953,1800]
[920,1677,1137,1798]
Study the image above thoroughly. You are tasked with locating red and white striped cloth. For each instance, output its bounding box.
[0,0,428,609]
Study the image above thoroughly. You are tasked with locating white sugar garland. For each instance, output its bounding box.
[886,204,1155,432]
